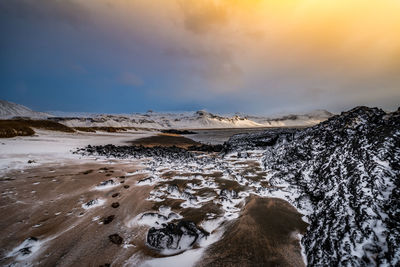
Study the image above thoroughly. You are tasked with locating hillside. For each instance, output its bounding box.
[0,100,50,119]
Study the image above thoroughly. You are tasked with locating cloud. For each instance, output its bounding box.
[0,0,89,27]
[163,45,242,89]
[2,0,400,114]
[178,0,228,34]
[119,72,144,87]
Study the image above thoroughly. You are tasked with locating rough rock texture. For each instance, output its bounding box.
[147,221,209,250]
[102,215,115,225]
[108,234,123,245]
[223,128,298,152]
[76,145,197,161]
[262,107,400,266]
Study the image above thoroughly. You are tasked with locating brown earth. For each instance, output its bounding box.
[0,119,74,138]
[128,133,201,148]
[0,161,153,266]
[0,144,308,266]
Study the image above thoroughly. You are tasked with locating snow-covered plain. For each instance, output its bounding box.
[0,129,152,175]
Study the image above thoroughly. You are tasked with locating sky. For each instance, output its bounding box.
[1,0,399,115]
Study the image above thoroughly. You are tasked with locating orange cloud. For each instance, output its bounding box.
[75,0,400,108]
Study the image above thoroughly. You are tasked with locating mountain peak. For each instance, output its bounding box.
[0,100,50,119]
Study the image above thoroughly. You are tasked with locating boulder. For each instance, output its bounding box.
[147,221,209,250]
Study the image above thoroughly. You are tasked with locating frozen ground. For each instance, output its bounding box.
[76,144,307,266]
[74,106,400,266]
[0,128,306,266]
[0,129,153,175]
[4,106,395,267]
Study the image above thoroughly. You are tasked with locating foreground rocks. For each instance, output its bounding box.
[147,221,209,250]
[109,234,123,245]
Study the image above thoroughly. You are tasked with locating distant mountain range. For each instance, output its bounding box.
[0,99,333,129]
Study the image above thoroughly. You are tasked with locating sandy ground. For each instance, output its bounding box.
[0,161,154,266]
[0,129,153,175]
[199,197,307,267]
[0,130,308,266]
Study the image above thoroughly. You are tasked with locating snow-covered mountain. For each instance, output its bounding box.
[0,99,333,128]
[49,109,332,129]
[248,109,334,127]
[0,100,50,119]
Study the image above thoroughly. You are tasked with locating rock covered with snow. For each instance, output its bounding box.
[262,106,400,266]
[223,128,298,152]
[147,220,209,251]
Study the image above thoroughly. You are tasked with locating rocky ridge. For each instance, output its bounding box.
[262,106,400,265]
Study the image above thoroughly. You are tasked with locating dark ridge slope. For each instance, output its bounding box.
[262,106,400,266]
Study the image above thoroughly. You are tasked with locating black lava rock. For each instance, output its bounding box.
[109,234,123,245]
[161,129,196,135]
[262,106,400,266]
[102,215,115,224]
[147,220,209,250]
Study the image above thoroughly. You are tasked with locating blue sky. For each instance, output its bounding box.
[1,0,399,115]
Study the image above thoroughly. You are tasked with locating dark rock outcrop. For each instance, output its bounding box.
[161,129,196,135]
[223,128,298,152]
[147,221,209,250]
[262,106,400,266]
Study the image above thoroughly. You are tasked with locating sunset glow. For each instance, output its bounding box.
[1,0,399,113]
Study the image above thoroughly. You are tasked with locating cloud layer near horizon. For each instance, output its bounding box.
[1,0,399,114]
